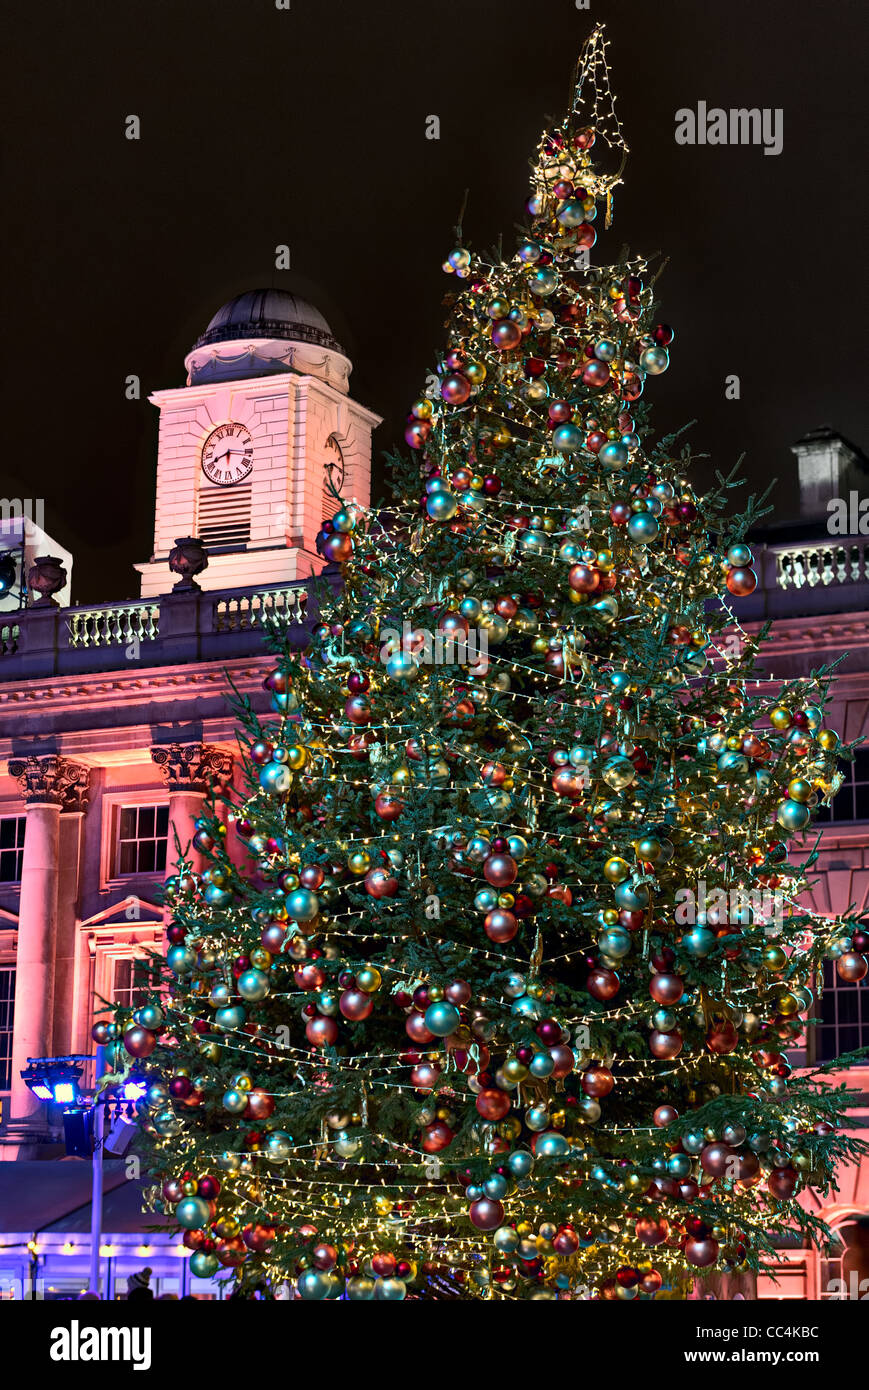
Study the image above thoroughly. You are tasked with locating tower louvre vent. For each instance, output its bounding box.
[196,483,252,549]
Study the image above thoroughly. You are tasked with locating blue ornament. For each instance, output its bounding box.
[529,1051,555,1078]
[176,1196,211,1230]
[508,1150,534,1178]
[614,881,649,911]
[426,491,458,521]
[535,1131,569,1159]
[483,1173,509,1199]
[717,751,749,780]
[259,761,291,794]
[627,512,659,543]
[424,1001,460,1037]
[297,1270,330,1301]
[286,888,320,922]
[237,968,270,1002]
[667,1153,693,1179]
[203,884,232,909]
[683,927,716,959]
[167,945,196,976]
[528,266,558,296]
[552,423,584,452]
[374,1277,407,1301]
[600,441,628,470]
[214,1005,246,1031]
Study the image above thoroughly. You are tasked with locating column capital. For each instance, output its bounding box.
[150,741,233,794]
[7,754,91,811]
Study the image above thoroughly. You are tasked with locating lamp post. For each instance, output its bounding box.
[89,1044,106,1297]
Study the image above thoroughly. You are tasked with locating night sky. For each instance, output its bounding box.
[4,0,868,603]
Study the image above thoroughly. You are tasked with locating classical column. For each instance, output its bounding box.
[150,742,233,882]
[3,755,90,1149]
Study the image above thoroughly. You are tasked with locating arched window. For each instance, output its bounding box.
[819,1218,869,1299]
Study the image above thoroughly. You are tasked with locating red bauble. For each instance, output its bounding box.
[216,1237,247,1267]
[244,1088,275,1121]
[581,1064,614,1098]
[364,867,399,898]
[339,989,374,1022]
[311,1242,338,1270]
[587,967,619,1002]
[684,1236,719,1268]
[484,909,518,943]
[475,1088,511,1121]
[242,1223,276,1253]
[123,1025,156,1059]
[649,973,684,1006]
[767,1166,798,1200]
[422,1121,454,1154]
[344,695,372,726]
[726,566,758,597]
[836,951,868,982]
[549,1044,575,1078]
[405,1012,436,1045]
[568,563,600,593]
[649,1029,682,1059]
[706,1020,738,1054]
[653,1104,679,1127]
[371,1252,396,1277]
[639,1270,662,1294]
[699,1142,734,1178]
[635,1217,669,1247]
[305,1015,339,1048]
[469,1198,505,1230]
[197,1176,220,1201]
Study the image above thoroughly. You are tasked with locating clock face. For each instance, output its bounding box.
[201,422,254,486]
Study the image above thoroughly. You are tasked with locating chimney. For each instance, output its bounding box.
[790,426,869,522]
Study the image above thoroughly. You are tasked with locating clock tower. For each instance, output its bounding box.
[136,289,381,597]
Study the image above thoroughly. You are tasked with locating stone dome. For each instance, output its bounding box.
[194,289,343,354]
[185,288,351,390]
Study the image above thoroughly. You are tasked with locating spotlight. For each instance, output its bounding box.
[0,554,16,595]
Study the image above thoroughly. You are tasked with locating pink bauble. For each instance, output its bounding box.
[123,1025,156,1059]
[484,909,518,943]
[587,967,619,1002]
[684,1236,719,1268]
[483,854,518,888]
[549,1044,575,1078]
[406,1012,436,1045]
[699,1142,733,1178]
[653,1104,679,1127]
[582,1064,614,1098]
[344,695,372,726]
[491,320,522,351]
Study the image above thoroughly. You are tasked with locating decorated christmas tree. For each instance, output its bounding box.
[105,26,868,1300]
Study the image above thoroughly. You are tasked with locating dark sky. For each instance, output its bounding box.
[3,0,868,603]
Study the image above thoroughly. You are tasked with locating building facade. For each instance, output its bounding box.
[0,296,865,1295]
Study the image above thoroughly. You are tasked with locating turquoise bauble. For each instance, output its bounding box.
[297,1270,331,1300]
[627,513,659,543]
[552,423,584,452]
[494,1225,519,1253]
[134,1004,164,1030]
[667,1153,693,1178]
[222,1088,247,1114]
[640,345,669,374]
[286,888,320,922]
[386,651,420,683]
[214,1005,246,1031]
[424,1001,461,1037]
[483,1174,509,1199]
[535,1131,570,1159]
[683,927,716,958]
[599,926,632,959]
[176,1196,211,1230]
[167,945,196,976]
[682,1130,706,1154]
[652,1008,677,1031]
[237,968,270,1002]
[776,798,811,831]
[259,761,291,794]
[508,1150,534,1178]
[614,881,649,911]
[555,197,586,227]
[529,1051,555,1078]
[426,490,458,521]
[266,1130,294,1161]
[600,441,629,470]
[189,1251,219,1278]
[203,884,233,908]
[528,266,558,296]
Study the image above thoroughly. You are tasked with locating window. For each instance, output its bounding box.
[0,816,25,883]
[116,804,169,876]
[0,966,15,1091]
[813,958,869,1062]
[111,956,150,1011]
[816,748,869,823]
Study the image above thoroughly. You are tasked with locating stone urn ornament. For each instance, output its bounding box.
[28,554,67,606]
[168,536,208,591]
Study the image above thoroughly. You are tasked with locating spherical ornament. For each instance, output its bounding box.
[374,1277,407,1301]
[297,1270,331,1300]
[476,1088,511,1121]
[582,1064,614,1098]
[346,1276,376,1300]
[627,512,659,544]
[529,1050,555,1079]
[837,951,868,982]
[602,756,636,791]
[726,566,758,597]
[654,1104,679,1128]
[491,319,522,351]
[535,1131,569,1159]
[636,1217,669,1246]
[578,1096,601,1123]
[706,1019,738,1054]
[640,345,669,375]
[649,973,684,1006]
[700,1142,733,1178]
[422,1120,454,1154]
[683,926,716,958]
[776,798,811,831]
[587,967,619,1002]
[286,888,320,922]
[259,760,292,794]
[600,441,628,470]
[189,1250,219,1278]
[685,1236,719,1268]
[469,1198,505,1231]
[222,1088,247,1115]
[237,968,270,1002]
[441,372,472,405]
[767,1166,798,1200]
[339,988,374,1022]
[123,1025,156,1059]
[134,1003,164,1031]
[364,867,398,898]
[214,1004,246,1032]
[424,1001,460,1037]
[167,945,197,976]
[306,1015,339,1048]
[484,909,518,943]
[333,1130,362,1158]
[649,1029,682,1059]
[552,422,584,453]
[483,853,517,888]
[176,1196,211,1230]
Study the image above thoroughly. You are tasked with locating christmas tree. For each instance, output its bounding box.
[106,26,868,1300]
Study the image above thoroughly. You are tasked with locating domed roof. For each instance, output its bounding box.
[193,289,343,354]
